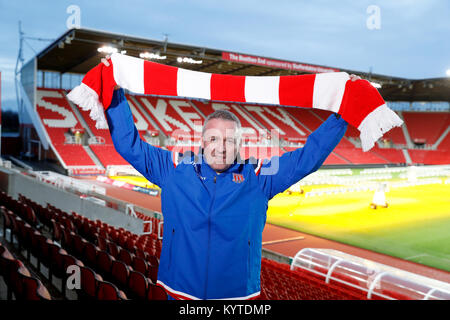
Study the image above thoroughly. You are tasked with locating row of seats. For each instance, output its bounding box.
[45,203,162,260]
[1,191,167,300]
[48,212,159,285]
[408,149,450,165]
[2,207,130,300]
[49,216,166,300]
[44,200,161,264]
[20,195,162,260]
[0,232,52,300]
[260,259,416,300]
[260,258,368,300]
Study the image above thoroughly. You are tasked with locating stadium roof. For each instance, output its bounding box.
[35,28,450,102]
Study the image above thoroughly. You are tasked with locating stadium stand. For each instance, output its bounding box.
[32,89,450,169]
[89,145,129,166]
[0,191,166,300]
[408,150,450,165]
[333,147,389,165]
[192,100,263,142]
[323,152,351,165]
[438,131,450,149]
[260,258,368,300]
[134,95,204,142]
[284,108,322,132]
[241,104,310,143]
[36,88,97,168]
[403,112,449,146]
[379,126,407,145]
[369,145,406,164]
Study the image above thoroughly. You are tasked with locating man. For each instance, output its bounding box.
[106,81,351,299]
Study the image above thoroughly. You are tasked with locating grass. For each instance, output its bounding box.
[267,178,450,272]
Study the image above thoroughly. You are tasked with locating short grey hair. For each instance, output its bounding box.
[202,109,242,136]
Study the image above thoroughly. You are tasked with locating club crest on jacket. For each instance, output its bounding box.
[232,173,245,183]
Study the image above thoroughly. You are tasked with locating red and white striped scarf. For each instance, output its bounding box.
[67,53,403,151]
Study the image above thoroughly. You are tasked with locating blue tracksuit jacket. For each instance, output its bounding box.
[106,89,348,300]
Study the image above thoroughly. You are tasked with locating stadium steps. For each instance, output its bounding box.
[432,126,450,150]
[397,112,414,148]
[402,149,413,165]
[83,146,105,170]
[329,151,352,164]
[186,99,207,118]
[235,103,273,137]
[63,91,96,139]
[127,95,169,142]
[369,149,394,164]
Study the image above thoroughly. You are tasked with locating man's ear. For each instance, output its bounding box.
[236,136,243,152]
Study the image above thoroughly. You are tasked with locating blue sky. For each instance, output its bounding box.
[1,0,449,111]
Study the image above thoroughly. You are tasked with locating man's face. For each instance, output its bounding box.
[201,118,241,173]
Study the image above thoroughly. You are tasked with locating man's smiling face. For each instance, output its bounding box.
[201,118,241,173]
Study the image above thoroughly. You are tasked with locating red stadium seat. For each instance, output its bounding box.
[118,248,134,266]
[148,283,168,300]
[107,240,120,259]
[97,280,128,300]
[147,254,159,267]
[147,264,159,284]
[127,270,149,300]
[79,265,103,300]
[96,250,115,279]
[20,274,52,300]
[51,218,62,242]
[72,234,88,257]
[111,260,130,290]
[96,235,108,252]
[132,256,149,276]
[1,207,13,242]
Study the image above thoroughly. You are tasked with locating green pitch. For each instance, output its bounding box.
[267,170,450,272]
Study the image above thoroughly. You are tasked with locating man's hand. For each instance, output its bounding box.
[350,74,362,81]
[100,55,120,90]
[101,54,111,67]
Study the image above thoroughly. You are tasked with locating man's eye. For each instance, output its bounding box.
[209,137,216,142]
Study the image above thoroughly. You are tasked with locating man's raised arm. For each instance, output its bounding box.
[257,113,348,200]
[105,88,174,187]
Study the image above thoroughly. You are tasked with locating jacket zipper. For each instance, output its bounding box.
[248,239,251,278]
[204,175,217,299]
[168,228,175,269]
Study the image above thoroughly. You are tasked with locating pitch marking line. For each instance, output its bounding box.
[405,253,450,263]
[262,236,305,246]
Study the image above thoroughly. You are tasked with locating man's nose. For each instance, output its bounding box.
[215,140,227,153]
